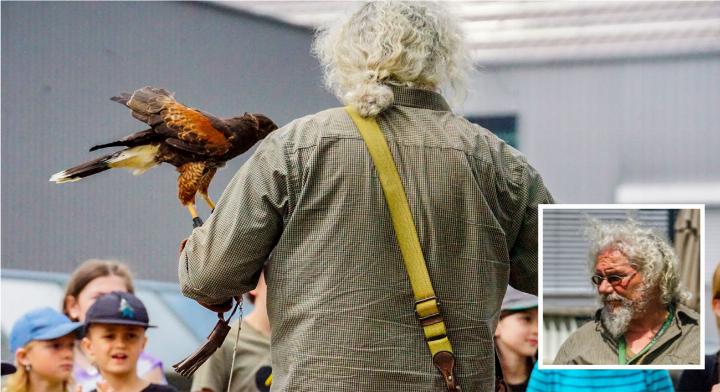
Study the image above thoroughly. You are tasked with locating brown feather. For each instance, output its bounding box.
[126,86,175,116]
[198,167,217,196]
[177,162,206,205]
[163,102,230,156]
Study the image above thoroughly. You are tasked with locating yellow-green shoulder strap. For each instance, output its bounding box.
[345,106,459,390]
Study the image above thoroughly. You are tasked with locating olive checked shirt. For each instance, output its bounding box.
[179,86,553,391]
[553,303,700,365]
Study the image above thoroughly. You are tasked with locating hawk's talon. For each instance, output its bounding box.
[192,217,204,228]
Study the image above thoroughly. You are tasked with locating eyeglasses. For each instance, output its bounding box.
[591,272,637,286]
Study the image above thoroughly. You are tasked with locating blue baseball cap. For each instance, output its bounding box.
[501,286,538,312]
[84,291,155,329]
[9,307,82,353]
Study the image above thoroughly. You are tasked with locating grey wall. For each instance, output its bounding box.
[3,2,720,287]
[1,2,337,281]
[463,56,720,204]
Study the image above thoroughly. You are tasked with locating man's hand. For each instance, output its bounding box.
[711,383,720,392]
[179,238,189,253]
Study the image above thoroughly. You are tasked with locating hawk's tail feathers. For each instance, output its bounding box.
[89,140,126,152]
[49,145,160,183]
[49,154,113,183]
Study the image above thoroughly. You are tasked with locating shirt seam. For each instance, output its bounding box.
[290,135,525,187]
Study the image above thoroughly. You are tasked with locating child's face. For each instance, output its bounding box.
[17,334,75,383]
[495,308,538,358]
[82,324,147,376]
[67,275,129,321]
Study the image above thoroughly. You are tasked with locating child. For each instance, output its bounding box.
[678,262,720,391]
[63,259,165,389]
[527,365,674,392]
[81,291,175,392]
[5,307,82,392]
[495,287,538,392]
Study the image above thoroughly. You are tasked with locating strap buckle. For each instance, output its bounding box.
[433,351,461,391]
[415,296,444,327]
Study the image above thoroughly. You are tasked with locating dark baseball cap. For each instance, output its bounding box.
[2,362,17,376]
[501,286,538,312]
[9,307,82,353]
[85,291,155,329]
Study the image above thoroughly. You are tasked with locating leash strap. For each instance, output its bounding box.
[345,106,459,391]
[226,298,244,392]
[618,304,674,365]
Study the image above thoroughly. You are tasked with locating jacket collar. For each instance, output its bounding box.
[387,84,451,112]
[594,302,699,346]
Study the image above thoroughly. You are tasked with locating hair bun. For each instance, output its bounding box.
[344,80,394,117]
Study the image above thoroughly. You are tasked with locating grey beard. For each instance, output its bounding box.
[600,295,634,339]
[600,287,651,339]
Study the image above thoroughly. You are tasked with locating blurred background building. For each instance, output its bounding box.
[2,1,719,385]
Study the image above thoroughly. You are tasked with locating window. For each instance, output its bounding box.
[465,115,518,148]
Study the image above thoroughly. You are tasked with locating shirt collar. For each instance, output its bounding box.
[675,303,699,326]
[387,85,451,112]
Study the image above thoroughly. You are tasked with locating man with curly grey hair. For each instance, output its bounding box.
[554,219,699,365]
[179,2,553,390]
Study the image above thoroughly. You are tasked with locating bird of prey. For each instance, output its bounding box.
[50,86,278,227]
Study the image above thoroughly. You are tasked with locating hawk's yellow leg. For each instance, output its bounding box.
[186,204,199,219]
[200,193,216,211]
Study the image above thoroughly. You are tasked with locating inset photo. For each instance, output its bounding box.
[539,205,704,369]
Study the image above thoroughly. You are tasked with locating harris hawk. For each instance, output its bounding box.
[50,86,278,227]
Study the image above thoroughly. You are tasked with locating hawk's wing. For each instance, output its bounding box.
[161,102,230,156]
[112,86,230,157]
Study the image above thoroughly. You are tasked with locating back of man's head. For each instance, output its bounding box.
[312,1,471,117]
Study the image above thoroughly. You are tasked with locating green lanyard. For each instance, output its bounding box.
[618,305,675,365]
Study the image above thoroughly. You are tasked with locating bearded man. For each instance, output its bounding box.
[553,219,699,365]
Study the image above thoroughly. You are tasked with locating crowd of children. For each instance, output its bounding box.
[2,259,718,391]
[2,260,176,392]
[4,291,175,392]
[1,260,274,392]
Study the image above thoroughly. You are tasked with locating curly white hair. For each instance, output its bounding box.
[312,1,471,117]
[585,217,691,306]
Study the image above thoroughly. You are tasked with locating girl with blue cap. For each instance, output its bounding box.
[5,307,83,392]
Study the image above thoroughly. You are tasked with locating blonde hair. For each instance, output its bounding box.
[313,1,471,117]
[62,259,134,321]
[586,218,691,306]
[4,342,73,392]
[712,264,720,330]
[4,342,35,392]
